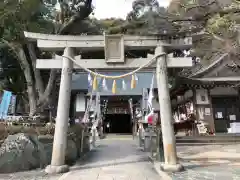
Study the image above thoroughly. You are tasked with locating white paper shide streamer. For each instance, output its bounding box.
[122,79,127,90]
[88,73,92,87]
[135,74,138,83]
[102,78,108,91]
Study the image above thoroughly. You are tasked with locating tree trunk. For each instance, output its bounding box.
[27,43,44,97]
[37,69,57,108]
[16,45,37,116]
[27,42,57,112]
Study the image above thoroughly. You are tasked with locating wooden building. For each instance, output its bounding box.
[171,54,240,133]
[71,71,158,132]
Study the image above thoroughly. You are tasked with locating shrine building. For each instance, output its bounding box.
[170,53,240,134]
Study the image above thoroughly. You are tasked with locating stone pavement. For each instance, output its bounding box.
[3,136,240,180]
[60,135,161,180]
[156,143,240,180]
[170,162,240,180]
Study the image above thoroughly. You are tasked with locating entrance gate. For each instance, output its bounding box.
[24,32,193,173]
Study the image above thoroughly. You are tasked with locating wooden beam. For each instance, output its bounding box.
[193,77,240,81]
[36,56,193,69]
[24,31,192,51]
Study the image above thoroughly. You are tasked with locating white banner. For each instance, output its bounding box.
[147,74,155,110]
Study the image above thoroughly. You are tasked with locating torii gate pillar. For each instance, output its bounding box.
[155,46,183,172]
[45,47,74,174]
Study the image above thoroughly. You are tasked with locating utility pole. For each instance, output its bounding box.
[155,46,183,172]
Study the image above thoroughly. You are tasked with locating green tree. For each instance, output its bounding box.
[0,47,25,94]
[0,0,94,116]
[121,0,240,75]
[98,0,178,35]
[168,0,240,64]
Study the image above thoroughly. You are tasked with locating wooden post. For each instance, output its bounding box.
[132,118,135,140]
[92,128,96,147]
[80,129,84,154]
[45,47,74,174]
[155,46,183,172]
[139,123,143,147]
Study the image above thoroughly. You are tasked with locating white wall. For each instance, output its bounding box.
[75,93,86,112]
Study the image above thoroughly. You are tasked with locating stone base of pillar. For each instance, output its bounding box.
[160,163,184,172]
[45,165,69,174]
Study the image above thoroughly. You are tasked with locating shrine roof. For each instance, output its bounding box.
[178,52,240,82]
[170,76,238,97]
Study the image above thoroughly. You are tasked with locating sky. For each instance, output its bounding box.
[93,0,170,19]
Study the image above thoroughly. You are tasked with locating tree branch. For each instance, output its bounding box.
[180,0,217,12]
[172,8,240,22]
[59,0,93,35]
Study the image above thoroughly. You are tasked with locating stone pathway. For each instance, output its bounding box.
[167,144,240,180]
[169,161,240,180]
[61,135,161,180]
[4,136,240,180]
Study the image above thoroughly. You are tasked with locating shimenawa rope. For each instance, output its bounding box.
[62,53,166,79]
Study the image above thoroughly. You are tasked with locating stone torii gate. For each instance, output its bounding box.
[24,32,192,174]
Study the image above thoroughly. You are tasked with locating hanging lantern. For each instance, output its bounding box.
[93,76,98,90]
[131,74,136,89]
[112,80,117,94]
